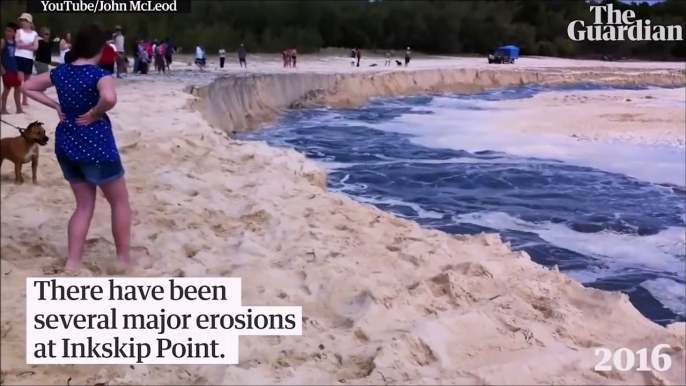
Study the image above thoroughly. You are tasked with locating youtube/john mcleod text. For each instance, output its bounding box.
[28,0,191,13]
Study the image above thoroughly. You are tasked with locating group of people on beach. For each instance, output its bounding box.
[129,38,175,75]
[283,48,298,68]
[384,47,412,67]
[2,14,133,270]
[194,43,249,71]
[217,43,247,69]
[348,47,412,68]
[1,13,73,114]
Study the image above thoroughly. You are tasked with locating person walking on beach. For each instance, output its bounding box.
[131,39,140,73]
[356,48,361,67]
[237,43,247,68]
[138,41,150,74]
[1,22,23,114]
[163,38,174,71]
[405,47,411,67]
[99,39,117,74]
[15,13,38,106]
[218,47,226,68]
[59,32,71,64]
[283,48,290,68]
[350,48,356,66]
[21,23,133,270]
[195,44,206,70]
[384,51,391,67]
[290,47,297,68]
[153,39,166,74]
[34,27,52,76]
[112,26,126,78]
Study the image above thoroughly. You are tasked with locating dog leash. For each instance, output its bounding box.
[0,118,24,132]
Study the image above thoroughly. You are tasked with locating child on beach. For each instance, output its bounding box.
[21,23,133,270]
[1,22,23,114]
[138,46,150,74]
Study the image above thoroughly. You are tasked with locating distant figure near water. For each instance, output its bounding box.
[195,44,206,70]
[237,43,246,68]
[356,48,361,67]
[283,48,290,67]
[405,47,411,67]
[163,38,174,71]
[350,48,356,66]
[218,47,226,68]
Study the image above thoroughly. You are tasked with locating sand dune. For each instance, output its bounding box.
[1,56,685,385]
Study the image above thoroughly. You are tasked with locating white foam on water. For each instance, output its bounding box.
[352,193,445,219]
[373,98,686,187]
[455,211,686,283]
[640,278,686,317]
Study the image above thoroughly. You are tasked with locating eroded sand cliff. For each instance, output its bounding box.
[192,59,685,133]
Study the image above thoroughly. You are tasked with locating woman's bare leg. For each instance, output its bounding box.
[65,182,97,270]
[100,177,132,266]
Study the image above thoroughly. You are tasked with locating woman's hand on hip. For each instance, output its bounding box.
[56,104,65,122]
[75,108,101,126]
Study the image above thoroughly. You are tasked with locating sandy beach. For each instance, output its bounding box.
[1,56,685,385]
[494,87,686,146]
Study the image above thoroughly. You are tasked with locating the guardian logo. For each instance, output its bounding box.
[568,4,683,42]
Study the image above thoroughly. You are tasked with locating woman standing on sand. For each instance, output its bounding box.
[15,13,38,106]
[34,27,52,75]
[21,23,133,270]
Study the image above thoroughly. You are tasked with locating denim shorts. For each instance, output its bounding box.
[15,57,34,76]
[56,153,125,186]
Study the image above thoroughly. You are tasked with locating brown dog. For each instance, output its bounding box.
[0,121,49,185]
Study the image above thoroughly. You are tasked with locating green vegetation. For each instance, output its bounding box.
[1,0,684,60]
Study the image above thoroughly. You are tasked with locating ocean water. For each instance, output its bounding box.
[239,84,686,326]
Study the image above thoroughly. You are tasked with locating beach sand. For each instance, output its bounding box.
[494,87,686,145]
[1,56,685,385]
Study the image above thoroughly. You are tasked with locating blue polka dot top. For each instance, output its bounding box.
[50,64,120,163]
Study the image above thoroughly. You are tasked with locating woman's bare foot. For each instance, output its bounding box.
[0,109,9,114]
[117,255,135,268]
[65,258,82,271]
[16,108,24,114]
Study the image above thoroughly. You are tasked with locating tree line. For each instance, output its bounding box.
[1,0,684,60]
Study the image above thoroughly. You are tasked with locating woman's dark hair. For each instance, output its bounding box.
[65,23,106,64]
[6,22,19,31]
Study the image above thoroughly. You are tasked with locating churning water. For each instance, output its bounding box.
[240,84,686,325]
